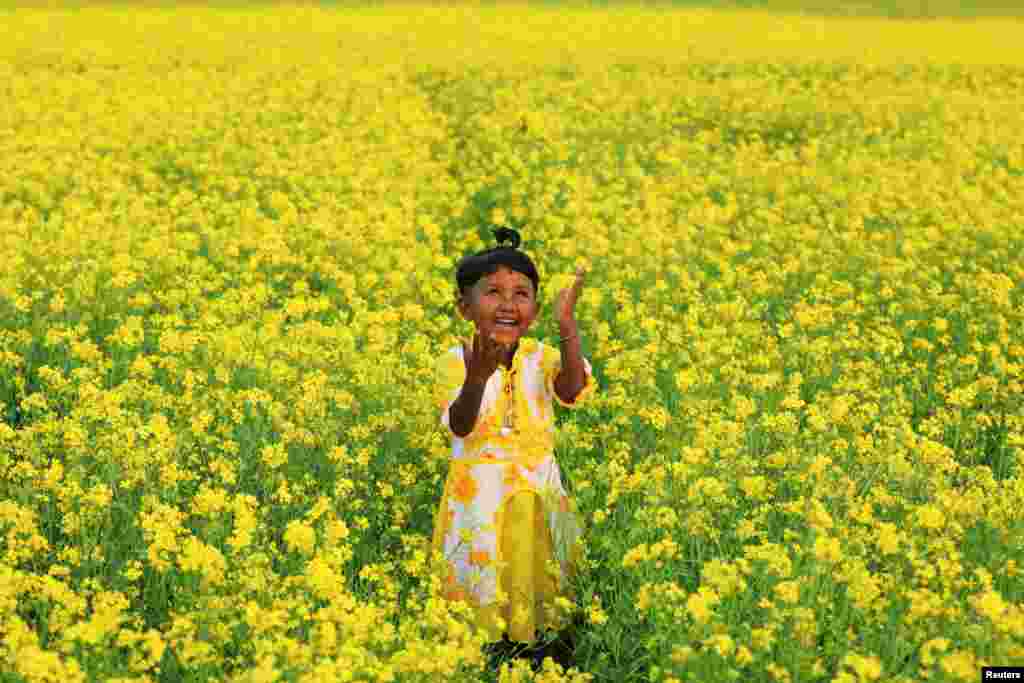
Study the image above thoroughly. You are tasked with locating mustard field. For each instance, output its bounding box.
[1,3,1023,682]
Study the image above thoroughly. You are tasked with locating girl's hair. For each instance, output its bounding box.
[455,227,540,301]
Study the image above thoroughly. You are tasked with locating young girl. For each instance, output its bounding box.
[431,226,597,669]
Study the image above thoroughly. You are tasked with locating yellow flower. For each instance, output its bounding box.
[972,588,1008,622]
[847,567,883,612]
[939,650,977,681]
[744,541,793,578]
[283,519,317,556]
[622,544,648,569]
[751,626,776,651]
[686,586,719,624]
[920,638,950,667]
[812,535,843,564]
[841,653,882,682]
[702,559,746,598]
[875,522,901,554]
[774,580,801,605]
[704,633,735,658]
[805,498,834,531]
[915,504,945,531]
[260,442,288,470]
[305,556,344,602]
[739,475,769,500]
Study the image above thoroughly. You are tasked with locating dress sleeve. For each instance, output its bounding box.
[542,343,597,409]
[435,347,467,434]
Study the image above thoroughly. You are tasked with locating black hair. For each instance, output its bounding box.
[455,227,540,302]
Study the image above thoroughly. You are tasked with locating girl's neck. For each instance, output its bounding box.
[502,340,519,368]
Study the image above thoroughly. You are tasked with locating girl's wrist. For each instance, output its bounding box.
[558,322,579,339]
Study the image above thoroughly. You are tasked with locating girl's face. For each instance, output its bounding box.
[456,266,539,352]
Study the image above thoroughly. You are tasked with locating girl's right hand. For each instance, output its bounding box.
[463,331,506,385]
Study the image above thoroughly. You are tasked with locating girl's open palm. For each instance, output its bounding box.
[463,332,507,384]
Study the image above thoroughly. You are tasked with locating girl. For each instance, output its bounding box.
[431,226,597,671]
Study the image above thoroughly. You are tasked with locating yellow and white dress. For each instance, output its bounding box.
[431,335,597,643]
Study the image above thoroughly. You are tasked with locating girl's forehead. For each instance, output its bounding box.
[482,268,532,288]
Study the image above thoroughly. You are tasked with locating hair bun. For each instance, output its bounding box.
[492,226,521,250]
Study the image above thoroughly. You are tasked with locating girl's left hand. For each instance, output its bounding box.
[555,266,586,327]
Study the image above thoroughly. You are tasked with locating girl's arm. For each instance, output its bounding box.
[554,323,587,404]
[553,267,588,404]
[449,376,488,437]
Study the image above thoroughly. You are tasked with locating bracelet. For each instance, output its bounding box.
[559,334,578,343]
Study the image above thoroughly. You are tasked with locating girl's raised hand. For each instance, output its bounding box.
[463,331,507,384]
[555,265,587,327]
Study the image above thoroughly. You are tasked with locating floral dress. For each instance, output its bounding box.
[431,335,597,644]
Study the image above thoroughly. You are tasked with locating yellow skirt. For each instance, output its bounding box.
[433,486,580,644]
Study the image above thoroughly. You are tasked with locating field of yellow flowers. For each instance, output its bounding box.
[2,2,1023,682]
